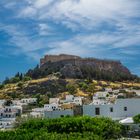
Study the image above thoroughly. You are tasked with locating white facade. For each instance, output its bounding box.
[134,90,140,96]
[0,100,6,106]
[44,103,59,111]
[61,95,83,105]
[12,100,22,106]
[0,105,22,119]
[65,95,74,102]
[21,98,37,104]
[30,112,43,118]
[73,97,83,105]
[93,91,108,99]
[83,98,140,120]
[92,98,108,105]
[0,120,15,129]
[0,105,22,129]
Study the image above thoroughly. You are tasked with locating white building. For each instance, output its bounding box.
[0,120,15,129]
[92,97,108,105]
[30,107,44,118]
[83,98,140,120]
[12,100,22,106]
[0,105,22,119]
[65,95,74,102]
[44,103,59,111]
[21,98,37,104]
[0,105,22,129]
[0,100,6,106]
[73,97,83,106]
[61,95,83,105]
[133,90,140,96]
[93,91,109,99]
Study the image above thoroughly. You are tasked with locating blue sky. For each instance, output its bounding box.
[0,0,140,82]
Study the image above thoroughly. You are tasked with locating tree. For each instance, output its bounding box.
[10,77,20,83]
[3,77,10,84]
[0,84,4,89]
[15,72,20,78]
[23,76,32,81]
[66,84,77,94]
[19,73,23,81]
[133,114,140,123]
[17,82,24,89]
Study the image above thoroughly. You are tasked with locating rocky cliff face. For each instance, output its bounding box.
[27,54,136,81]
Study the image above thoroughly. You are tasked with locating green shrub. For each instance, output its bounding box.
[0,84,4,89]
[133,114,140,123]
[0,116,122,140]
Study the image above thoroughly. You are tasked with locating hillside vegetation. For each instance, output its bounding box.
[0,76,140,105]
[27,58,138,82]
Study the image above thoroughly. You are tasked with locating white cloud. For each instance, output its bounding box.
[38,23,54,36]
[0,24,47,60]
[1,0,140,66]
[20,0,140,29]
[20,6,37,17]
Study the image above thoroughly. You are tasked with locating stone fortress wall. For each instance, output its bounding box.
[40,54,81,65]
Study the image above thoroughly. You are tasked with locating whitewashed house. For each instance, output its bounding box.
[73,97,83,105]
[21,98,37,104]
[92,97,108,105]
[2,105,22,119]
[12,100,22,106]
[44,103,59,111]
[30,108,44,118]
[0,120,15,129]
[61,95,83,106]
[0,105,22,129]
[66,95,74,102]
[0,107,4,119]
[0,100,6,106]
[83,98,140,120]
[93,91,109,99]
[134,90,140,96]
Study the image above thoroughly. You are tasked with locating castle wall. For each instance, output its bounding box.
[40,54,81,65]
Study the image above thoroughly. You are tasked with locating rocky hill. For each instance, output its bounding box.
[27,54,137,81]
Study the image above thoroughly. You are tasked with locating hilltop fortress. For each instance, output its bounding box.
[40,54,121,66]
[25,53,135,81]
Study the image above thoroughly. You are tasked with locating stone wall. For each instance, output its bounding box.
[40,54,81,65]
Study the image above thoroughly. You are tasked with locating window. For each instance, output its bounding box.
[124,107,127,111]
[110,107,113,112]
[95,107,100,115]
